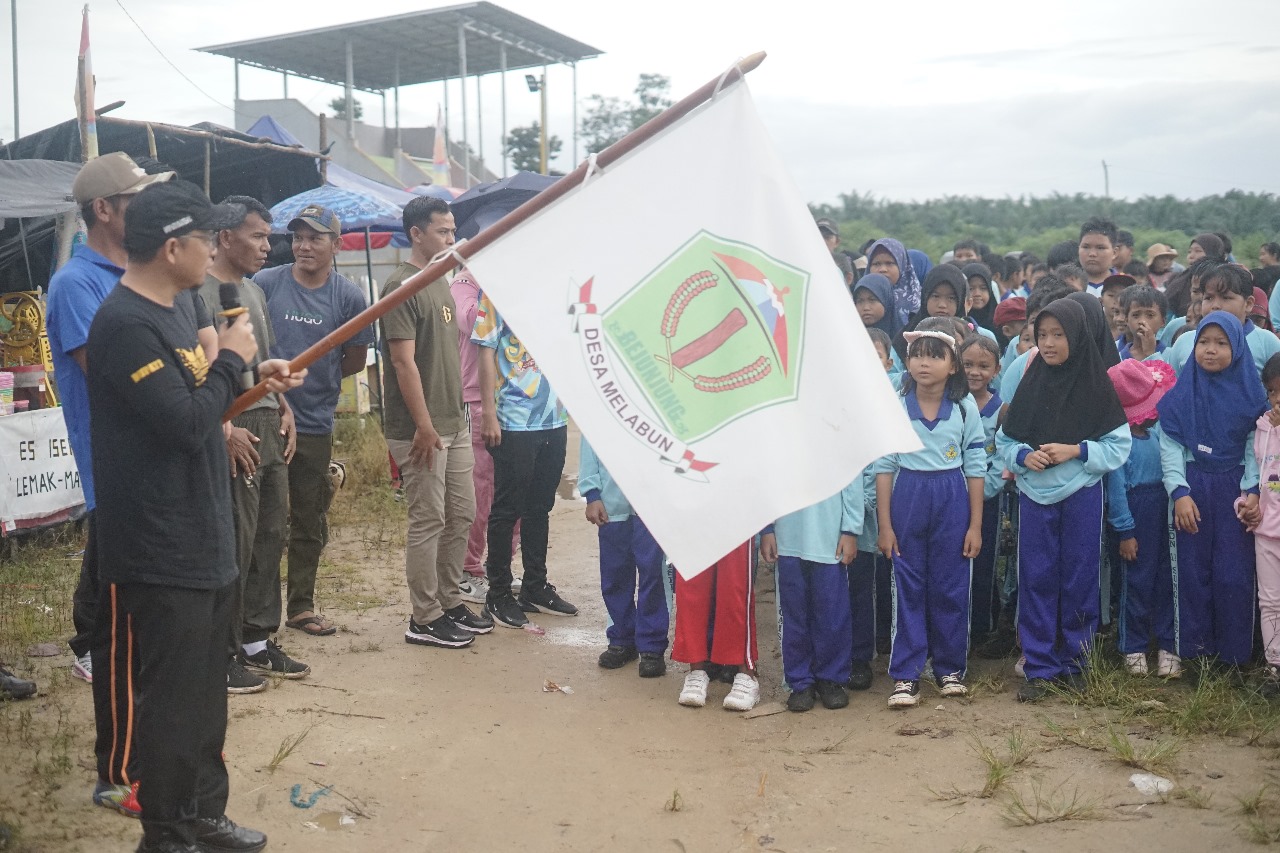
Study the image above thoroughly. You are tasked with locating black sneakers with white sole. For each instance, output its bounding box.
[518,583,578,616]
[405,616,475,648]
[446,603,494,634]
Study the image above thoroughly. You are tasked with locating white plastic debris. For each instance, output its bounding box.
[1130,772,1174,796]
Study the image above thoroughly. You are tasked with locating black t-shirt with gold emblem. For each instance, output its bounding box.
[87,283,245,589]
[379,262,465,442]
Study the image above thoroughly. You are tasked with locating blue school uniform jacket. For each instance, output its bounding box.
[1161,321,1280,378]
[856,466,880,554]
[1155,422,1260,500]
[1104,429,1164,535]
[875,393,986,479]
[771,475,866,564]
[997,423,1132,506]
[978,392,1005,500]
[578,438,635,522]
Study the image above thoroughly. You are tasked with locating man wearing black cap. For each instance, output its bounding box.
[197,197,309,694]
[254,205,373,638]
[88,179,303,853]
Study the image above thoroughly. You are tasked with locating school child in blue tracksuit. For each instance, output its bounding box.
[959,335,1005,645]
[846,466,880,690]
[1155,311,1266,672]
[876,322,986,709]
[1103,359,1179,677]
[760,476,863,713]
[997,299,1132,703]
[579,438,670,678]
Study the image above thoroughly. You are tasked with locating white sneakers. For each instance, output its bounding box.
[678,669,710,707]
[1125,652,1149,676]
[723,672,760,711]
[72,653,92,683]
[678,669,760,711]
[1124,651,1180,678]
[1156,649,1181,679]
[458,576,489,604]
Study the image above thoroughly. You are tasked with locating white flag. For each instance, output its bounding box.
[464,79,920,577]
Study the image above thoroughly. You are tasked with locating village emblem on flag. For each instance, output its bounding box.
[604,231,808,442]
[568,231,809,479]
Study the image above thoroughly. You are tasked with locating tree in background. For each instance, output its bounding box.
[504,123,563,174]
[327,97,363,121]
[580,74,674,154]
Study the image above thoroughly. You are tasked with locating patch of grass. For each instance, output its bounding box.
[664,789,683,812]
[267,725,316,774]
[1173,785,1214,810]
[971,730,1034,799]
[1244,815,1280,844]
[1105,725,1182,774]
[1236,784,1273,817]
[346,640,383,654]
[966,671,1007,700]
[814,730,856,755]
[1001,779,1104,826]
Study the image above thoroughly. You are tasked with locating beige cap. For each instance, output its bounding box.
[1145,243,1178,264]
[72,152,173,204]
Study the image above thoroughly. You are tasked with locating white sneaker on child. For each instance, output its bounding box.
[458,576,488,604]
[1156,649,1181,679]
[678,669,710,707]
[723,672,760,711]
[1125,653,1149,676]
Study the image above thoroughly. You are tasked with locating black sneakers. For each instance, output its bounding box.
[598,645,639,669]
[486,594,529,629]
[405,616,475,648]
[847,660,873,691]
[240,641,310,679]
[192,815,267,852]
[815,679,849,709]
[638,653,666,678]
[446,603,494,635]
[0,665,36,700]
[226,659,267,695]
[518,583,578,616]
[1017,678,1052,703]
[787,685,816,712]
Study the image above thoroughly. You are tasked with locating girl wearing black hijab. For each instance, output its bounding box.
[962,263,998,339]
[1066,291,1122,369]
[996,299,1132,703]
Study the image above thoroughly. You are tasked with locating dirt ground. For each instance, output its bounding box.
[4,427,1280,852]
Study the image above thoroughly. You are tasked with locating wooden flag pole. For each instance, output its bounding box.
[223,51,767,422]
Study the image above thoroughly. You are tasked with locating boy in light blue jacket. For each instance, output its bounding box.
[580,438,669,678]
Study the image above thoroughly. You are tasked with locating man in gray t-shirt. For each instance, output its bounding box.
[254,204,372,637]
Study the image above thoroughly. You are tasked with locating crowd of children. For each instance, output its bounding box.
[583,217,1280,711]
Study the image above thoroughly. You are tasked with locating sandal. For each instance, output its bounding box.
[286,615,336,636]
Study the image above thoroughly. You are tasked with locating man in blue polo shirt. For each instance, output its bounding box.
[46,152,175,818]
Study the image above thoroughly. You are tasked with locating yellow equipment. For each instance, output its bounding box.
[0,291,59,407]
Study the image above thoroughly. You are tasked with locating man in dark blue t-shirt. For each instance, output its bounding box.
[254,205,372,635]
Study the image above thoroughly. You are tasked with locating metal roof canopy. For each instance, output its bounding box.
[197,2,602,93]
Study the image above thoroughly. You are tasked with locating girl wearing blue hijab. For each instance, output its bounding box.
[1156,311,1267,668]
[865,238,920,333]
[852,273,897,337]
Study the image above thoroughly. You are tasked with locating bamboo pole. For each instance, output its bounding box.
[223,51,767,422]
[97,115,329,159]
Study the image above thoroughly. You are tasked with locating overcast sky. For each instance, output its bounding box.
[4,0,1279,204]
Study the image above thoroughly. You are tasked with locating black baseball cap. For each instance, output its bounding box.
[123,180,217,258]
[816,218,840,238]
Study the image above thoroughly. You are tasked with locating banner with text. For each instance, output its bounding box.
[0,409,85,534]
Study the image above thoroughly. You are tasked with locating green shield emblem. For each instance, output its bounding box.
[602,231,808,443]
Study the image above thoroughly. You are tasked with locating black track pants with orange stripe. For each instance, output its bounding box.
[91,580,232,838]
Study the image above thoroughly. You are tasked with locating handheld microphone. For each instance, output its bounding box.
[218,283,257,391]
